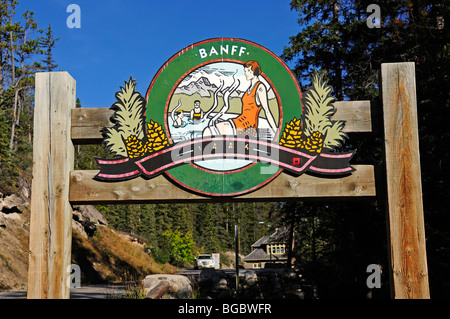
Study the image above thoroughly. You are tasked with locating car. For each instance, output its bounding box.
[194,254,215,269]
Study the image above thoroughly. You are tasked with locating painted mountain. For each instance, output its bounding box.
[175,76,220,98]
[175,66,276,100]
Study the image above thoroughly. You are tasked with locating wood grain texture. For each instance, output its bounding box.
[144,281,170,299]
[332,100,372,132]
[27,72,76,299]
[382,62,429,299]
[69,165,375,204]
[30,63,430,300]
[70,100,373,145]
[71,107,113,144]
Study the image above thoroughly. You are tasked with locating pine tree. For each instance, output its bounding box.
[194,203,220,253]
[283,0,450,297]
[6,8,41,151]
[0,108,10,162]
[39,23,59,72]
[0,1,43,193]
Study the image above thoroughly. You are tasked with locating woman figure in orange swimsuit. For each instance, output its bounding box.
[204,61,277,137]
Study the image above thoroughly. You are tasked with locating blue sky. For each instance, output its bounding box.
[18,0,301,108]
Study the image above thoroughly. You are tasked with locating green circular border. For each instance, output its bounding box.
[145,38,303,196]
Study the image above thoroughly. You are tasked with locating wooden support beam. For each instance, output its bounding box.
[69,165,375,204]
[71,100,373,145]
[27,72,76,299]
[332,100,373,133]
[71,107,113,145]
[381,62,429,299]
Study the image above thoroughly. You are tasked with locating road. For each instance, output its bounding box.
[0,269,276,299]
[0,282,133,299]
[0,270,212,299]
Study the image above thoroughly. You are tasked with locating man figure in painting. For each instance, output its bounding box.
[203,61,277,138]
[190,100,204,121]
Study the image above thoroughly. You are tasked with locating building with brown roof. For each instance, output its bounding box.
[243,227,293,269]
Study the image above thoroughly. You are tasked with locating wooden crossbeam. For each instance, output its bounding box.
[69,100,376,203]
[71,100,373,145]
[69,165,376,205]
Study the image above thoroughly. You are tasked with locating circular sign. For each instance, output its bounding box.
[145,38,303,196]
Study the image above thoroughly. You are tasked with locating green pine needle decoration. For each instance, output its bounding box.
[103,77,146,157]
[303,72,348,151]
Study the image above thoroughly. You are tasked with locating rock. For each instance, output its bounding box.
[72,218,87,237]
[245,271,258,286]
[0,194,28,229]
[72,205,108,237]
[72,205,108,226]
[0,194,27,214]
[4,212,22,223]
[117,232,147,250]
[0,213,6,228]
[215,278,228,290]
[143,274,193,299]
[170,283,179,293]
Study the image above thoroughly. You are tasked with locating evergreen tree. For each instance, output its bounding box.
[0,0,42,193]
[194,203,220,253]
[39,23,59,72]
[283,0,450,298]
[0,108,10,164]
[8,9,40,151]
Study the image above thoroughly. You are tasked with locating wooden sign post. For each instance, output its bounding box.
[27,72,76,299]
[382,62,429,298]
[26,61,429,298]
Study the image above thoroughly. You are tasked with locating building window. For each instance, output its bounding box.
[267,244,287,255]
[268,244,287,255]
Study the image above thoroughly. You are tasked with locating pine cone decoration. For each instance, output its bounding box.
[279,118,323,153]
[124,120,170,158]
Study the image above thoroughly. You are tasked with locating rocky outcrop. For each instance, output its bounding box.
[0,193,29,291]
[72,205,108,238]
[0,193,27,214]
[0,194,28,229]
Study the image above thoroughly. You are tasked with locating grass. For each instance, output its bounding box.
[71,226,177,286]
[0,253,16,274]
